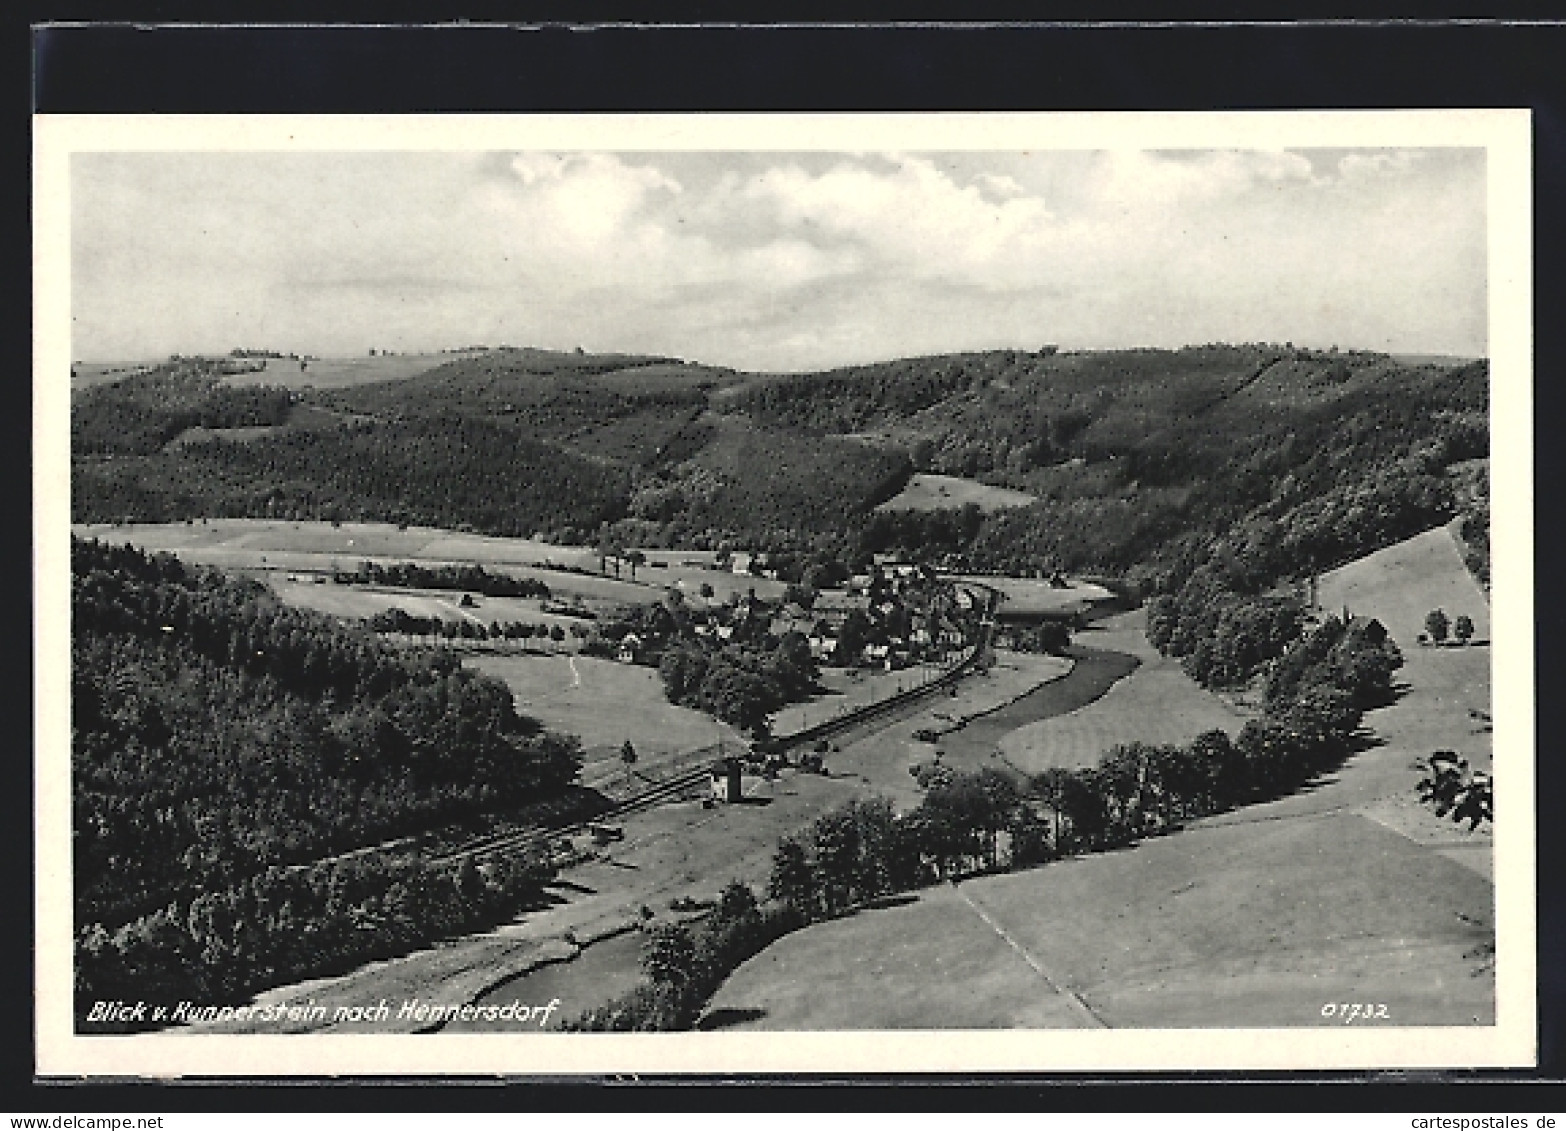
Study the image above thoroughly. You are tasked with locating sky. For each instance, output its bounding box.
[71,147,1487,371]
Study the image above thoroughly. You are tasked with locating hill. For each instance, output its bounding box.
[70,343,1488,603]
[69,350,907,547]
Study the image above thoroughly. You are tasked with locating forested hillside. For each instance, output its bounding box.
[71,537,582,925]
[71,345,1487,579]
[71,358,296,456]
[70,350,905,546]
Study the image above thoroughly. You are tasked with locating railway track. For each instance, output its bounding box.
[425,757,720,868]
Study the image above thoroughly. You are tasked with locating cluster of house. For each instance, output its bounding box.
[610,563,974,673]
[784,568,970,671]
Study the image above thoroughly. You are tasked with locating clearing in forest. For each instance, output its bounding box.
[876,473,1039,514]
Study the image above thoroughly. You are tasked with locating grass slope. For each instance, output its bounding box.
[466,654,747,771]
[997,613,1244,774]
[703,883,1093,1030]
[709,809,1492,1030]
[876,473,1038,513]
[1316,525,1490,647]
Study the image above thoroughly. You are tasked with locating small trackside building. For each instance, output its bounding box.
[709,756,744,803]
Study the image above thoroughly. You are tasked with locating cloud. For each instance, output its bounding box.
[69,148,1487,369]
[1336,149,1420,180]
[478,152,682,255]
[726,155,1056,289]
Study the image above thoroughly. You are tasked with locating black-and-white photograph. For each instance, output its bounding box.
[34,112,1534,1076]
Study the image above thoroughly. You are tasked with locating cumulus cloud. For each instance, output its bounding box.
[723,155,1056,289]
[69,147,1487,369]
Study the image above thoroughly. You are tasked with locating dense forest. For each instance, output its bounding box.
[72,538,586,1020]
[71,346,1483,574]
[72,360,296,456]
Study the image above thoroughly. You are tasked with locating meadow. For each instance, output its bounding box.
[70,520,706,606]
[996,613,1244,774]
[708,809,1493,1029]
[466,653,747,771]
[953,574,1114,613]
[875,473,1038,514]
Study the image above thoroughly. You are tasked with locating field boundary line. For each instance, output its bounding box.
[949,881,1108,1029]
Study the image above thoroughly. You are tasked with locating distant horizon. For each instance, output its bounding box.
[70,338,1489,376]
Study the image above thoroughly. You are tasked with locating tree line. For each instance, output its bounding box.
[365,608,585,647]
[333,559,552,600]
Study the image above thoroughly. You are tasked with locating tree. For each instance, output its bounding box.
[716,879,759,923]
[783,584,817,611]
[809,808,860,915]
[836,610,872,666]
[767,838,817,920]
[1453,614,1475,645]
[641,921,696,1000]
[620,740,638,788]
[1416,751,1492,830]
[1424,608,1450,645]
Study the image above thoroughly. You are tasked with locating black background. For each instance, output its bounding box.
[19,16,1566,1112]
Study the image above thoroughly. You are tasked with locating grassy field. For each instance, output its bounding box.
[70,361,157,389]
[467,654,747,770]
[447,928,649,1032]
[703,883,1093,1030]
[960,811,1494,1027]
[264,577,599,638]
[74,519,791,605]
[1268,524,1494,868]
[997,613,1244,774]
[72,521,671,607]
[876,473,1038,514]
[223,353,452,389]
[709,809,1492,1029]
[1316,524,1490,647]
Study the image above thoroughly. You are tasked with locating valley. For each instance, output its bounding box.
[65,340,1498,1037]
